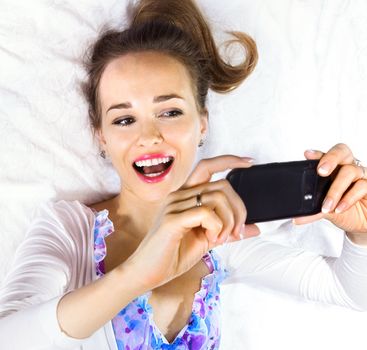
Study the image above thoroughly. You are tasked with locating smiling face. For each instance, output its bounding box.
[97,51,208,202]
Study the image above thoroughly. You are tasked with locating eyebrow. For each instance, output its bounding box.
[106,94,184,113]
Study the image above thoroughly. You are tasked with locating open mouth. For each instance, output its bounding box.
[133,156,174,181]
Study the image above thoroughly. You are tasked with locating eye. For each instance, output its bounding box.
[160,109,183,118]
[113,116,135,127]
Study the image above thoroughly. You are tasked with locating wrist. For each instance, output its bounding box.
[57,261,150,339]
[114,258,152,297]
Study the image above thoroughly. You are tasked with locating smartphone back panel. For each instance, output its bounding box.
[226,160,337,224]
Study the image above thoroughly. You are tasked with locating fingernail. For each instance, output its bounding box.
[322,197,333,213]
[239,224,245,239]
[318,162,330,175]
[241,157,255,163]
[306,149,317,153]
[335,202,347,214]
[220,236,228,245]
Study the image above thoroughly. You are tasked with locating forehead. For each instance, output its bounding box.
[99,51,196,107]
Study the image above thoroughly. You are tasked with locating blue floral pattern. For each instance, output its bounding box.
[92,208,227,349]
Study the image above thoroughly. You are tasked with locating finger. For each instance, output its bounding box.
[321,164,362,213]
[221,180,247,240]
[172,179,247,240]
[171,206,223,243]
[169,190,236,244]
[304,149,324,160]
[245,224,261,238]
[292,212,325,225]
[202,179,247,241]
[334,180,367,214]
[183,155,254,188]
[225,223,260,242]
[315,143,354,177]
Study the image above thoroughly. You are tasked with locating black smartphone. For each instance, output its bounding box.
[226,159,339,224]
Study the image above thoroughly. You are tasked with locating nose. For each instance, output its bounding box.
[137,120,163,147]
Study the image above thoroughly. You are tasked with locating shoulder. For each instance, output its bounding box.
[26,199,96,247]
[35,199,94,224]
[37,198,91,215]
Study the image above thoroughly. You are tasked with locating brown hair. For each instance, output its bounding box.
[82,0,258,134]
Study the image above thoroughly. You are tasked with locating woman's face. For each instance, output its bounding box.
[98,51,208,202]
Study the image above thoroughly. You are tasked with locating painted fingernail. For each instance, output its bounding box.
[322,197,333,213]
[335,202,347,214]
[318,162,330,175]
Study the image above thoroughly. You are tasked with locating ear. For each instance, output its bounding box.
[96,128,107,147]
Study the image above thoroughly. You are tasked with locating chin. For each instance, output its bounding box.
[137,187,172,203]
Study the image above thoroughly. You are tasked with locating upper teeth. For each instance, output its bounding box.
[135,157,171,167]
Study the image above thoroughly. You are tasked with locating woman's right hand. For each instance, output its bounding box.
[124,156,260,292]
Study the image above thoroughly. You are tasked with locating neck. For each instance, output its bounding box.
[109,189,166,240]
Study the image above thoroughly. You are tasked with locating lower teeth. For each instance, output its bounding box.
[144,171,164,177]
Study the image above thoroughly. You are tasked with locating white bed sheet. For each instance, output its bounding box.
[1,0,367,349]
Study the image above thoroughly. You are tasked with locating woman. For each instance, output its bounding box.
[1,0,367,349]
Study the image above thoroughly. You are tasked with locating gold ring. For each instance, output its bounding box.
[196,193,202,207]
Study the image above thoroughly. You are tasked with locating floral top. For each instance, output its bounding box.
[92,208,227,350]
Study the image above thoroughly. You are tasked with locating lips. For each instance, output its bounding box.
[132,153,174,183]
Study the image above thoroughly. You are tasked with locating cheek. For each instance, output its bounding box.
[102,129,133,165]
[166,122,200,169]
[164,118,201,144]
[103,126,133,145]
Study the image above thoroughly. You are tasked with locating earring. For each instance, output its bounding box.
[99,150,106,159]
[198,139,204,148]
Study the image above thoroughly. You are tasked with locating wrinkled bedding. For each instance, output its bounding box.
[1,0,367,349]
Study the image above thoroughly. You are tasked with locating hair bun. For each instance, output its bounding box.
[130,0,258,93]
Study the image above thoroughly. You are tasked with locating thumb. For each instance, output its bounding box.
[292,212,324,225]
[183,155,253,188]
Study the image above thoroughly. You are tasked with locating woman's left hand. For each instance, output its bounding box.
[293,143,367,244]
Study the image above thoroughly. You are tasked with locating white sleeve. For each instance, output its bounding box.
[0,201,94,349]
[215,234,367,311]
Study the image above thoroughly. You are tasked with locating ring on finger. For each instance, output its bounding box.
[196,193,203,207]
[353,158,363,167]
[360,166,367,180]
[353,158,367,180]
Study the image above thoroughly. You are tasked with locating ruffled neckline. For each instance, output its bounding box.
[133,252,227,346]
[91,208,114,275]
[91,206,226,278]
[91,207,227,345]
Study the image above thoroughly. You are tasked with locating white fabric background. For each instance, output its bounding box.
[1,0,367,349]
